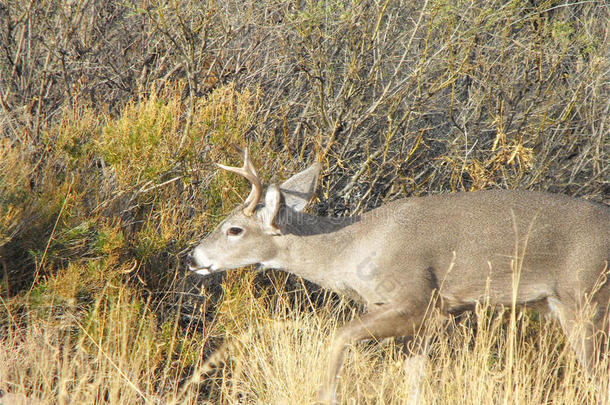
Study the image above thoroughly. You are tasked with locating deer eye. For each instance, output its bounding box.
[227,227,244,236]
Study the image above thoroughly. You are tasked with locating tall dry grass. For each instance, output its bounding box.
[1,277,608,404]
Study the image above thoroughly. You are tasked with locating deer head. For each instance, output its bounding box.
[188,148,321,275]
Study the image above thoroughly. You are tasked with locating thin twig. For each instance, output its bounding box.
[27,175,74,296]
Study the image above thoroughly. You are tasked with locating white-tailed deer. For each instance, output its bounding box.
[188,148,610,403]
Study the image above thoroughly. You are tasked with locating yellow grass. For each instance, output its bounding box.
[1,275,608,404]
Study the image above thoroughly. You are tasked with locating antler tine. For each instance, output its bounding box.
[216,147,262,216]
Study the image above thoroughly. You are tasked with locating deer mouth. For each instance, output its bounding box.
[187,253,215,276]
[188,264,213,276]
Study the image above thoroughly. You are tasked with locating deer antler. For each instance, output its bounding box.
[216,147,262,216]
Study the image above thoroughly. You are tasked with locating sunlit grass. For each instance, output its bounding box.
[1,277,608,404]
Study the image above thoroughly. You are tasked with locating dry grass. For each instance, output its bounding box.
[1,279,608,404]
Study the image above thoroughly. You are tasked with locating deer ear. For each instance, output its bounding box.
[260,184,282,235]
[280,163,321,212]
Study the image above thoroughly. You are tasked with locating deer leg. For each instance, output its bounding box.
[548,295,610,402]
[548,296,599,374]
[318,303,429,404]
[397,320,444,405]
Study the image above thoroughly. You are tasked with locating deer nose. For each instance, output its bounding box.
[186,252,193,265]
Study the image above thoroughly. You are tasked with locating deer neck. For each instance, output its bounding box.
[264,210,360,288]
